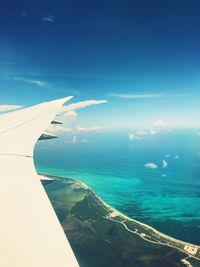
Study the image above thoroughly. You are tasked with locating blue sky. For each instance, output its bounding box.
[1,0,200,130]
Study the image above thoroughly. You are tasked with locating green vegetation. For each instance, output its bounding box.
[43,176,200,267]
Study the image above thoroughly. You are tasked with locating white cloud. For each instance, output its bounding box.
[128,133,135,140]
[15,77,47,87]
[71,136,89,144]
[0,105,23,112]
[137,130,146,136]
[128,132,140,141]
[32,80,46,87]
[77,126,102,132]
[193,124,200,129]
[144,163,158,169]
[81,139,89,143]
[64,110,77,119]
[108,93,185,99]
[59,127,72,134]
[128,129,158,141]
[56,100,107,135]
[150,129,157,135]
[62,100,107,113]
[162,160,168,168]
[151,119,167,129]
[72,136,77,144]
[42,14,55,23]
[48,125,72,134]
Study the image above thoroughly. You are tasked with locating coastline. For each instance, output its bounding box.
[75,178,200,251]
[40,173,200,262]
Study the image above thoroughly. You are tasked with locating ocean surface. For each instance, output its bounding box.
[34,130,200,245]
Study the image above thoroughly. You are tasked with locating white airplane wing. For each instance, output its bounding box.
[0,97,79,267]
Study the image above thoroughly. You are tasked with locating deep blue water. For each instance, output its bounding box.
[34,131,200,245]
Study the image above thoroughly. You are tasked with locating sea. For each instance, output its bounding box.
[34,130,200,245]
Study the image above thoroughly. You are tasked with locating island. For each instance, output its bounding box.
[41,175,200,267]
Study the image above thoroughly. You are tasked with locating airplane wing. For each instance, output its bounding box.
[0,97,79,267]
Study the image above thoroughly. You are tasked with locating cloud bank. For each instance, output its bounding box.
[62,100,107,113]
[151,119,167,129]
[48,125,72,135]
[77,126,102,132]
[63,110,77,119]
[128,132,140,141]
[47,99,107,137]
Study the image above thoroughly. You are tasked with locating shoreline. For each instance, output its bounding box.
[77,179,200,250]
[40,172,200,260]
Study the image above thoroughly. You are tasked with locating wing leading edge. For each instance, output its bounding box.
[0,97,79,267]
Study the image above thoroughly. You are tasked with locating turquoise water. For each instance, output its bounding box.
[34,131,200,245]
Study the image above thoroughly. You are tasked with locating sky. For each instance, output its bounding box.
[1,0,200,130]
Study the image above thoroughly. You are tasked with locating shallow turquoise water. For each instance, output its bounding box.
[35,131,200,245]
